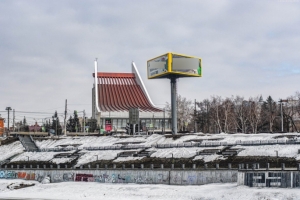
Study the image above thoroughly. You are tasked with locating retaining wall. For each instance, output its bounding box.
[0,169,237,185]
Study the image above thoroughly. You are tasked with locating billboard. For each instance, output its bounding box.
[147,52,202,79]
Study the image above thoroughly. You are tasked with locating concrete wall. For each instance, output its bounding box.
[237,171,300,188]
[0,169,237,185]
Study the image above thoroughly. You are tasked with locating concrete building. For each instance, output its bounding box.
[92,60,171,134]
[0,117,4,136]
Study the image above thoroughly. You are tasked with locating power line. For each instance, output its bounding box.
[15,111,64,114]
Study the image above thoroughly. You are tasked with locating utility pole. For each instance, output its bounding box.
[5,107,12,135]
[83,110,86,134]
[13,109,15,132]
[64,99,67,136]
[163,108,165,134]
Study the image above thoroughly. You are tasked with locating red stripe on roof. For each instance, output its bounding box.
[94,73,162,112]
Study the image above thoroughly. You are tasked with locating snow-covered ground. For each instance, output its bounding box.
[0,141,24,161]
[1,133,300,166]
[0,179,299,200]
[236,144,300,158]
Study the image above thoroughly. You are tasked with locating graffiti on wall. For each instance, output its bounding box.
[0,171,17,179]
[17,172,35,180]
[75,173,94,182]
[63,173,74,181]
[187,175,197,184]
[94,173,111,183]
[35,173,45,182]
[0,170,237,185]
[172,173,181,184]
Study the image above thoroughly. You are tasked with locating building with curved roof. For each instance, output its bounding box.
[92,61,171,134]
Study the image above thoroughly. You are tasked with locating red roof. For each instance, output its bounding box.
[93,72,162,112]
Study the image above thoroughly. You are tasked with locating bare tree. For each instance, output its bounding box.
[196,99,211,133]
[222,97,235,133]
[233,96,248,133]
[283,95,299,132]
[248,96,262,134]
[210,96,223,133]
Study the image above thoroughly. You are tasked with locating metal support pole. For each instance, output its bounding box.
[170,77,177,135]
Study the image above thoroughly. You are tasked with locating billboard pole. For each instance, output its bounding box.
[170,77,177,135]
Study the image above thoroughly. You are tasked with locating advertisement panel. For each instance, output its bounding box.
[147,53,201,79]
[147,53,169,79]
[171,53,201,76]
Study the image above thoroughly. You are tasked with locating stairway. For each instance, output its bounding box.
[18,135,39,152]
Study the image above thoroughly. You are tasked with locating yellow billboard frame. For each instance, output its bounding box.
[147,52,202,79]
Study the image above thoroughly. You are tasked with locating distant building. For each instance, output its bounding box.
[92,61,171,134]
[29,122,41,132]
[0,117,4,136]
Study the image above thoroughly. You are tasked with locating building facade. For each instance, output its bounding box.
[92,61,171,133]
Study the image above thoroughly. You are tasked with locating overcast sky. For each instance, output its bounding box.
[0,0,299,125]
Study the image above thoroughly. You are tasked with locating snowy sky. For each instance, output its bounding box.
[0,0,299,125]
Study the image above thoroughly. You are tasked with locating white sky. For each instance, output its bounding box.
[0,0,299,125]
